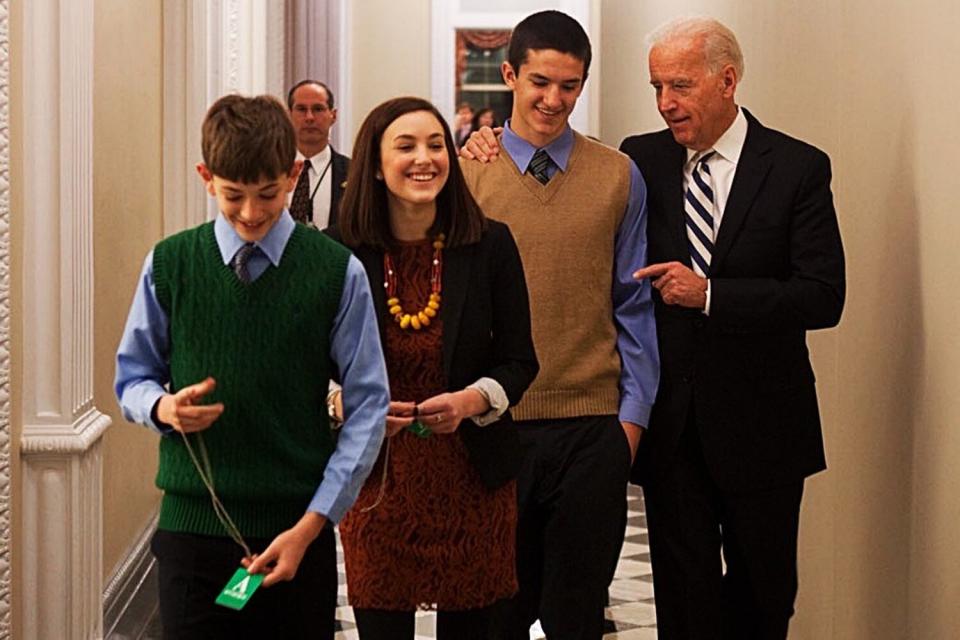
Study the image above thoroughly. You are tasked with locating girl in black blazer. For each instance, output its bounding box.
[328,97,538,640]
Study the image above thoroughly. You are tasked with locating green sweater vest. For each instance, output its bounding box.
[152,222,349,538]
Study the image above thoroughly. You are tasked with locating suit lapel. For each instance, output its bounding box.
[711,113,772,273]
[328,150,348,228]
[354,245,389,348]
[440,243,472,376]
[662,140,690,265]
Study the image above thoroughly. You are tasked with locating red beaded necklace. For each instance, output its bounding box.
[383,233,444,331]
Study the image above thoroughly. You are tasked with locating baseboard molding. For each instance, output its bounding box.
[103,509,159,637]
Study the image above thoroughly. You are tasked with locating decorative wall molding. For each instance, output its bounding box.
[20,0,109,636]
[103,510,159,638]
[20,408,112,455]
[0,0,12,634]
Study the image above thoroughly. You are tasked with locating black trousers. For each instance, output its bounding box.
[151,527,338,640]
[490,415,632,640]
[643,420,804,640]
[353,606,493,639]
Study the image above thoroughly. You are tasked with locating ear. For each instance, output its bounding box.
[719,64,738,98]
[285,159,304,192]
[196,162,216,196]
[330,108,338,125]
[501,61,517,89]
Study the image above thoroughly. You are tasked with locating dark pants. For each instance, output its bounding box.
[491,415,632,640]
[151,527,338,640]
[353,606,493,639]
[643,420,804,640]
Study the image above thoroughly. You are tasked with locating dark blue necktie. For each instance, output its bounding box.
[685,151,716,277]
[233,243,257,284]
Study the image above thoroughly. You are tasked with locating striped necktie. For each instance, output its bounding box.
[289,158,313,223]
[684,151,717,277]
[529,148,552,185]
[233,243,257,284]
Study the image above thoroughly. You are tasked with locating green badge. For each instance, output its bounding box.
[215,568,264,610]
[407,420,432,438]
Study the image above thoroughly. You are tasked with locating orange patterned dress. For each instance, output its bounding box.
[339,240,518,610]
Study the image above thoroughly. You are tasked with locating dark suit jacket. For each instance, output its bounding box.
[327,220,539,489]
[620,109,845,492]
[327,148,350,228]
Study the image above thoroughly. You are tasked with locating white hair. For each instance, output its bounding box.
[646,16,744,80]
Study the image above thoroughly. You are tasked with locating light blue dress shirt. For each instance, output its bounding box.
[115,211,389,523]
[501,122,660,427]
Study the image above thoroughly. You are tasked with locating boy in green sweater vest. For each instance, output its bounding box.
[115,94,389,639]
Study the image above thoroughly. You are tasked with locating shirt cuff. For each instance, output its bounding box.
[618,398,653,429]
[703,279,712,315]
[467,377,508,427]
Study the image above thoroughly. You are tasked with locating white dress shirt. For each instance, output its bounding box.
[684,107,748,314]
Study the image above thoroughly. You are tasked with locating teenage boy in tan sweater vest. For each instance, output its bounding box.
[459,11,659,640]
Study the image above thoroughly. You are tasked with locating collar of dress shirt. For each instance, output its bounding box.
[685,106,748,166]
[501,119,575,174]
[214,210,295,267]
[296,145,332,172]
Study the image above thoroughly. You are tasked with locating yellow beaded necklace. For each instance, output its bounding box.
[383,233,444,331]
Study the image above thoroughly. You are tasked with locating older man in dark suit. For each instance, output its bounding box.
[287,80,350,228]
[621,16,845,640]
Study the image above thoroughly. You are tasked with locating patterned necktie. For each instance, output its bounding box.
[233,243,257,284]
[289,158,313,223]
[684,151,717,277]
[529,148,552,185]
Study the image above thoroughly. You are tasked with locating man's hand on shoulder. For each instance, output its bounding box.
[459,126,503,163]
[156,376,224,433]
[634,261,707,309]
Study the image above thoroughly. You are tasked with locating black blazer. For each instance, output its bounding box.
[327,148,350,228]
[328,220,539,489]
[620,109,845,491]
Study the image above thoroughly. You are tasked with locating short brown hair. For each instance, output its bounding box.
[338,97,486,250]
[201,94,297,183]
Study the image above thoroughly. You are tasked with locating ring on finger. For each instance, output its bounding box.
[435,414,442,424]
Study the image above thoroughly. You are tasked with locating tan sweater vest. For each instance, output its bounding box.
[462,132,632,421]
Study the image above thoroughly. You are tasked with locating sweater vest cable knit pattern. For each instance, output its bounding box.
[152,222,349,538]
[461,132,631,421]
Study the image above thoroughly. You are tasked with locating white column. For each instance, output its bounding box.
[164,0,286,233]
[0,0,12,636]
[19,0,111,638]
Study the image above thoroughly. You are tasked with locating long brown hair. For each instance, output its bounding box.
[338,97,486,249]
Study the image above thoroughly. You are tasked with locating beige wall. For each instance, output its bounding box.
[93,0,165,580]
[347,0,432,147]
[601,0,960,637]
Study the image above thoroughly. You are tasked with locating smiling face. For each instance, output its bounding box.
[648,37,738,151]
[196,163,299,242]
[502,48,585,148]
[379,110,450,214]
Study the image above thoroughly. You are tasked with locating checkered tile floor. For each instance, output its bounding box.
[333,485,657,639]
